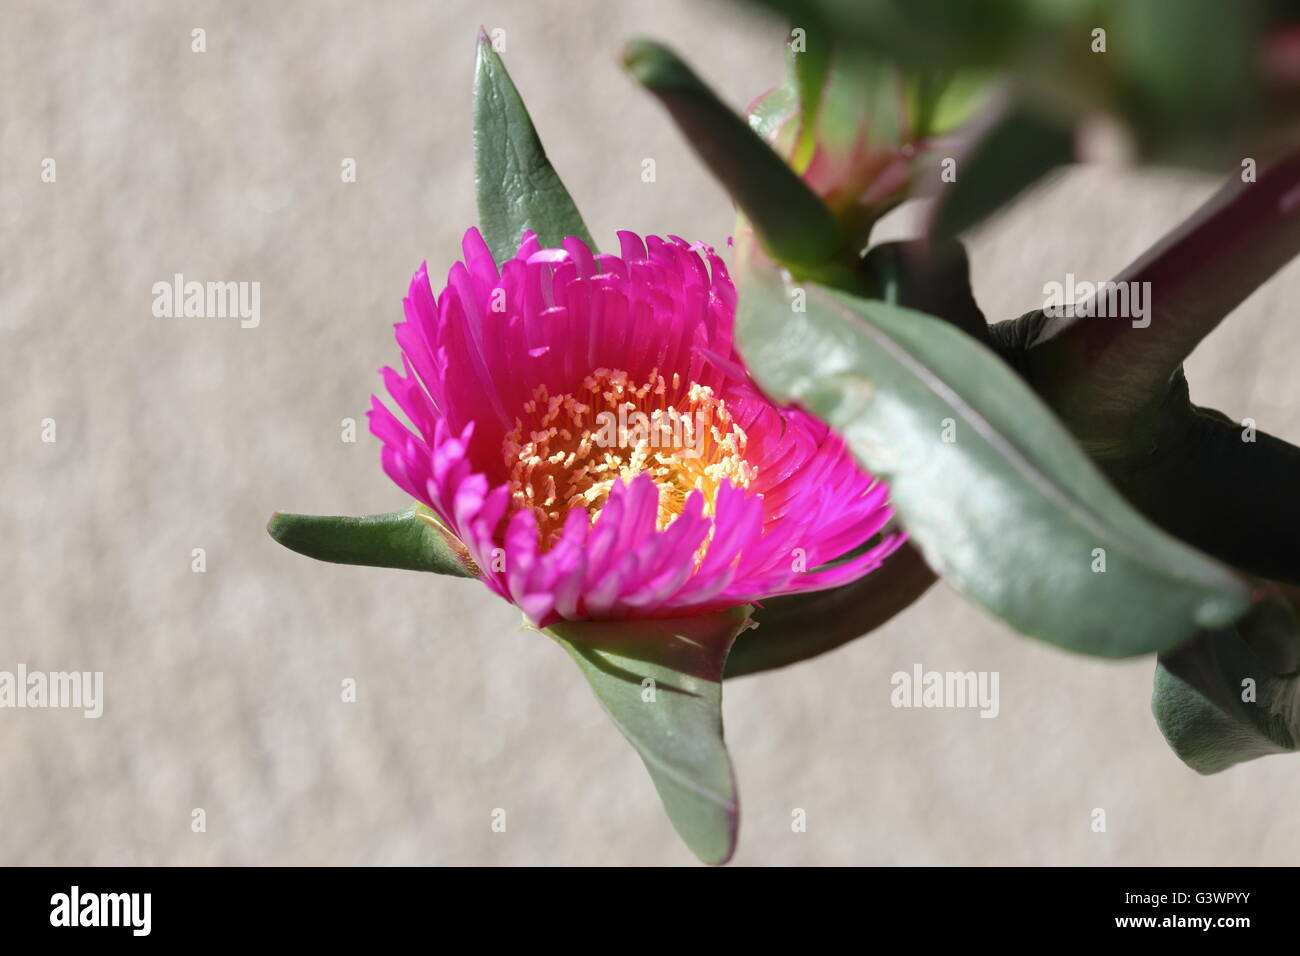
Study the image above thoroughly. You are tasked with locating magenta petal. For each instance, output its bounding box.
[371,227,902,626]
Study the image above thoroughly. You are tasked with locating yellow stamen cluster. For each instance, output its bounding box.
[503,368,754,548]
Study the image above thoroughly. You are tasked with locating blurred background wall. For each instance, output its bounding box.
[2,0,1298,865]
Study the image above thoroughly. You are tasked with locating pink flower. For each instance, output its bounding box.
[369,227,902,628]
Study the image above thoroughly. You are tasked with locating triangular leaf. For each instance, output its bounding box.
[473,29,596,265]
[547,607,751,864]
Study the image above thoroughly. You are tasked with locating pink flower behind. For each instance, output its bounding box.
[369,227,902,628]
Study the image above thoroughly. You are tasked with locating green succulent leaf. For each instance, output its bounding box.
[473,29,596,265]
[727,542,935,678]
[1153,592,1300,774]
[734,240,1251,657]
[924,102,1074,241]
[622,38,847,273]
[266,505,477,577]
[862,238,989,343]
[1099,396,1300,587]
[547,607,752,865]
[992,150,1300,459]
[789,33,830,166]
[747,79,799,147]
[982,150,1300,587]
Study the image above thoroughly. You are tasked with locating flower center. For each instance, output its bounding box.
[503,369,755,547]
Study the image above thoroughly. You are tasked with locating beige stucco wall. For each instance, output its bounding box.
[2,0,1297,865]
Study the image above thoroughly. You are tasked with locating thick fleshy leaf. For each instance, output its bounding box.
[622,39,847,273]
[266,506,477,577]
[747,69,799,146]
[788,24,830,171]
[984,150,1300,585]
[862,238,989,343]
[1099,394,1300,587]
[924,101,1074,241]
[750,29,970,250]
[745,39,917,245]
[734,239,1251,657]
[473,30,595,265]
[727,542,935,678]
[547,607,752,865]
[797,52,921,241]
[992,149,1300,457]
[1153,592,1300,773]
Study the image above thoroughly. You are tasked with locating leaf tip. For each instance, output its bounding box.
[621,38,691,93]
[266,511,288,541]
[696,813,739,866]
[474,26,497,69]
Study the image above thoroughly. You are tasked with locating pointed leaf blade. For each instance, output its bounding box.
[1001,149,1300,453]
[924,102,1074,241]
[266,506,477,577]
[473,31,596,264]
[547,607,751,864]
[734,243,1250,657]
[622,39,845,272]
